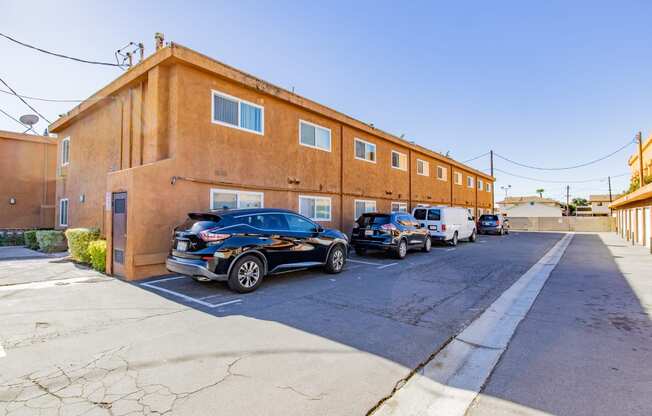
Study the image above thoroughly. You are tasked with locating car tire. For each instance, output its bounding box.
[422,237,432,252]
[227,255,264,293]
[354,247,367,256]
[449,232,458,246]
[325,245,346,274]
[395,239,408,259]
[469,229,477,242]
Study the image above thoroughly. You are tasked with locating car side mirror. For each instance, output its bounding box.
[315,225,324,233]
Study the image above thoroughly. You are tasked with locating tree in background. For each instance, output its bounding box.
[572,197,588,206]
[535,188,545,197]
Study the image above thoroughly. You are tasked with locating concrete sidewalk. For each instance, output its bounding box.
[468,232,652,416]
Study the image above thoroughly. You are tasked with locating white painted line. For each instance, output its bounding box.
[140,282,242,309]
[446,248,456,252]
[0,343,6,358]
[143,275,188,285]
[348,259,381,266]
[377,262,398,269]
[373,233,574,416]
[0,276,103,292]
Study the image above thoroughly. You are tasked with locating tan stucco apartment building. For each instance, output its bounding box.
[48,43,494,280]
[0,130,56,229]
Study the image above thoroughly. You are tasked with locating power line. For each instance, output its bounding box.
[0,88,85,103]
[0,32,125,68]
[0,77,52,124]
[0,107,37,133]
[494,139,635,171]
[462,152,490,163]
[494,167,629,184]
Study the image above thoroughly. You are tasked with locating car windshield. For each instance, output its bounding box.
[358,214,391,226]
[413,209,427,220]
[480,215,499,221]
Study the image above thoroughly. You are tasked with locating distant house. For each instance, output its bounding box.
[576,194,620,217]
[497,196,562,217]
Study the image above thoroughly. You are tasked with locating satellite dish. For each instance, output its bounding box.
[19,114,39,126]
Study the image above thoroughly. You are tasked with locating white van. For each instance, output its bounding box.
[412,206,477,246]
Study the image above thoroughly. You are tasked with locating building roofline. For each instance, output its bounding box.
[49,43,493,180]
[628,134,652,165]
[610,182,652,208]
[0,129,56,145]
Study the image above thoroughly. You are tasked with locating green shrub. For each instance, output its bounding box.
[65,228,100,263]
[24,230,38,250]
[35,230,67,253]
[87,240,107,272]
[15,233,25,246]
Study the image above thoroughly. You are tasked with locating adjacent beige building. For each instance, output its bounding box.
[497,196,562,218]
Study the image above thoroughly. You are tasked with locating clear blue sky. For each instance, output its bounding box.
[3,0,651,201]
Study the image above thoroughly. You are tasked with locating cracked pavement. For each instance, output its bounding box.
[1,233,564,415]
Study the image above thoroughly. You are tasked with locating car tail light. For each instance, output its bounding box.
[353,222,360,229]
[441,224,447,231]
[381,223,397,231]
[198,229,230,242]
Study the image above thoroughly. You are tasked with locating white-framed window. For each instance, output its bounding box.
[61,137,70,166]
[467,176,474,188]
[59,198,69,226]
[354,138,376,163]
[454,171,462,185]
[210,188,264,210]
[211,90,264,135]
[391,150,407,171]
[436,165,447,181]
[354,199,376,219]
[391,201,408,212]
[299,195,332,221]
[299,120,331,152]
[485,182,491,192]
[416,159,429,176]
[478,179,483,191]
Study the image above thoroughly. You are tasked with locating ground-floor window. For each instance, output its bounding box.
[354,200,376,220]
[299,195,332,221]
[210,188,263,210]
[391,201,408,212]
[59,198,69,226]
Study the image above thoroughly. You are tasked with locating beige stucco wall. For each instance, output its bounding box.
[508,216,615,232]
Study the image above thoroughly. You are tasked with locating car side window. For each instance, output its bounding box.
[284,214,317,233]
[397,214,414,227]
[427,210,441,221]
[260,214,289,231]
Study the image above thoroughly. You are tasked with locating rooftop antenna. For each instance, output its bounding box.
[19,114,39,134]
[155,33,165,50]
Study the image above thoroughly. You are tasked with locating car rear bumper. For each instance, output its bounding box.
[351,239,396,250]
[166,256,227,281]
[478,226,503,234]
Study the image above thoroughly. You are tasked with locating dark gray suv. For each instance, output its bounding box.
[477,214,509,235]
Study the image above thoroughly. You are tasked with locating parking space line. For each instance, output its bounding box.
[143,275,188,285]
[348,259,381,266]
[377,262,398,269]
[140,281,242,309]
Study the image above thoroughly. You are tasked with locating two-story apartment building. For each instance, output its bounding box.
[48,43,494,280]
[0,130,56,229]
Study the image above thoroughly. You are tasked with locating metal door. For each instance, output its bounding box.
[112,192,127,277]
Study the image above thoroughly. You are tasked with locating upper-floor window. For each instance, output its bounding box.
[61,137,70,166]
[391,150,407,171]
[485,182,491,192]
[210,188,263,210]
[299,120,331,152]
[478,179,484,191]
[436,165,447,181]
[454,172,462,185]
[59,198,69,226]
[299,195,332,221]
[467,176,474,188]
[416,159,429,176]
[212,90,264,135]
[354,138,376,163]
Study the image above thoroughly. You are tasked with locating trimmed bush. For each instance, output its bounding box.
[24,230,38,250]
[35,230,67,253]
[65,228,100,263]
[87,240,107,272]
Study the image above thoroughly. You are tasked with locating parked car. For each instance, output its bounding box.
[351,212,430,259]
[166,208,349,293]
[477,213,509,235]
[412,206,476,246]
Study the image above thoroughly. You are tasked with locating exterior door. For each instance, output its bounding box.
[112,192,127,277]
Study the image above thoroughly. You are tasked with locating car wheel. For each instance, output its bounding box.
[469,229,477,242]
[354,247,367,256]
[325,245,346,274]
[395,239,408,259]
[227,255,264,293]
[422,237,432,252]
[449,232,458,246]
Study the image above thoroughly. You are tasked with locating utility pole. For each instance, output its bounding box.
[608,175,613,215]
[637,131,645,187]
[566,185,570,216]
[490,150,494,213]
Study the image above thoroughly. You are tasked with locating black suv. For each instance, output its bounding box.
[350,212,431,259]
[166,208,349,293]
